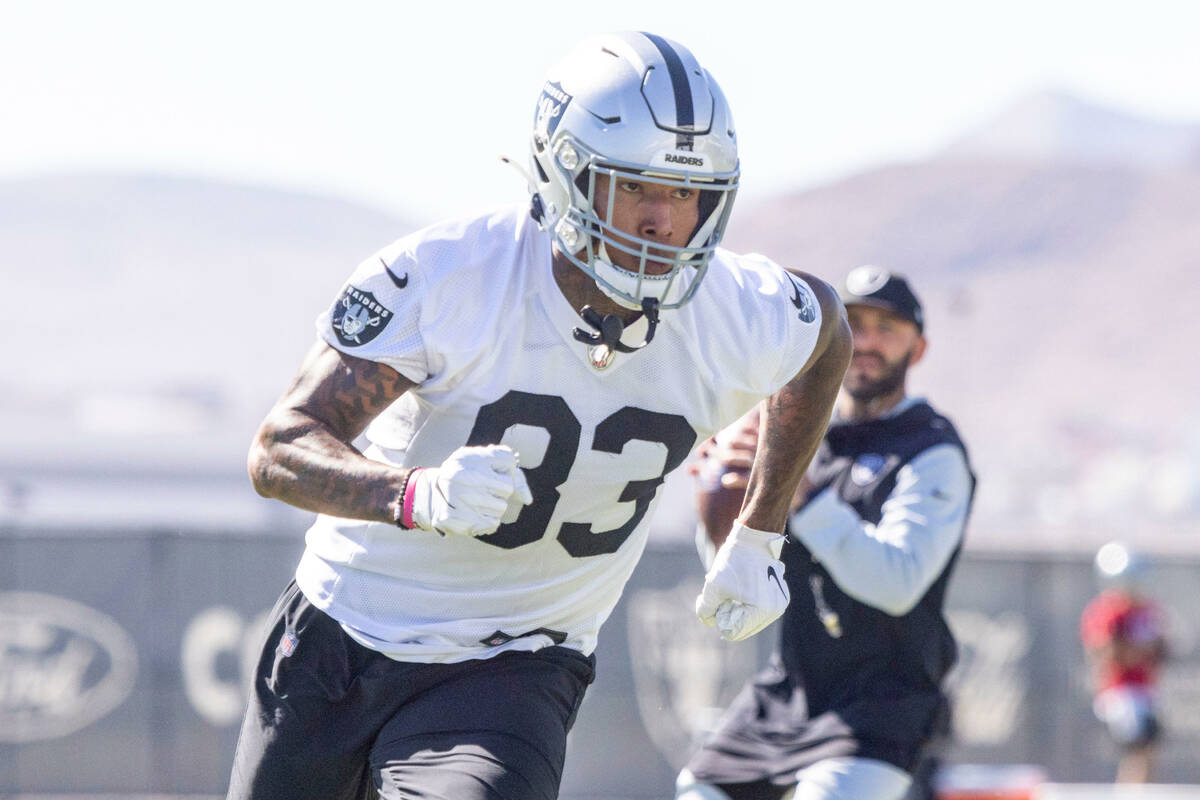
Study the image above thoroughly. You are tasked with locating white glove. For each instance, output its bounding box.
[695,522,790,641]
[401,445,533,537]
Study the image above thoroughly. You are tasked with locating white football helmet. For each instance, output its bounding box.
[529,31,739,310]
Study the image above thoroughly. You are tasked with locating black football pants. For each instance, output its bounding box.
[226,581,595,800]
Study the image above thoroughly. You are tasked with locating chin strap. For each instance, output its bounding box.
[572,297,660,354]
[499,156,546,224]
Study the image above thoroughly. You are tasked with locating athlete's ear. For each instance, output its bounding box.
[908,334,928,368]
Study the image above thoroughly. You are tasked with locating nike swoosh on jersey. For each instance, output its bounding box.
[380,257,409,289]
[767,565,786,597]
[786,275,817,323]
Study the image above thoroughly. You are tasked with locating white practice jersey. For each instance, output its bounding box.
[296,204,823,662]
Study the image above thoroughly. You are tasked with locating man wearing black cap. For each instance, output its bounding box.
[677,266,976,800]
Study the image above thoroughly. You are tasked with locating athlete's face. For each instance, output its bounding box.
[843,305,926,400]
[592,173,700,274]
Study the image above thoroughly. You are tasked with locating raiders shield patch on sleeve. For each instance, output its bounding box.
[331,285,392,347]
[786,274,818,324]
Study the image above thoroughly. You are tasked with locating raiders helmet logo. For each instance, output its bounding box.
[534,81,572,142]
[331,285,392,347]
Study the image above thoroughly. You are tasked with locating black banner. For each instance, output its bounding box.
[3,530,1199,795]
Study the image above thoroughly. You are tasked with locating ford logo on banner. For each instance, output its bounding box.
[0,591,138,742]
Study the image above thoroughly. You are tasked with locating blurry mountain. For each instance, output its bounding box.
[940,88,1200,169]
[0,173,413,529]
[726,92,1200,554]
[4,90,1199,549]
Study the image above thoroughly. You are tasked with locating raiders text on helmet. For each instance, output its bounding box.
[528,31,739,310]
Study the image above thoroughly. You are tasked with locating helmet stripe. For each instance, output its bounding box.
[640,32,695,149]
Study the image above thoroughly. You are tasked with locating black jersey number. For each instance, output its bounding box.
[466,391,695,556]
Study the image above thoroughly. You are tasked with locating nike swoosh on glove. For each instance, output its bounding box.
[402,445,533,537]
[695,522,790,641]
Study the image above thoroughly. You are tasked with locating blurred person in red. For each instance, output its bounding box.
[1080,541,1168,784]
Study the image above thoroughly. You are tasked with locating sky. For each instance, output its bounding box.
[4,0,1200,224]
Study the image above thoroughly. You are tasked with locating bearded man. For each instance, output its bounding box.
[679,266,976,800]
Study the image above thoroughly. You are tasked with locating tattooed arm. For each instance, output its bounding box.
[735,274,851,540]
[247,341,417,523]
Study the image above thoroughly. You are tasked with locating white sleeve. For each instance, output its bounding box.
[315,241,430,384]
[789,443,971,616]
[770,271,823,388]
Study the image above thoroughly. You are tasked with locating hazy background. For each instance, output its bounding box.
[4,0,1199,553]
[6,0,1200,220]
[4,1,1200,794]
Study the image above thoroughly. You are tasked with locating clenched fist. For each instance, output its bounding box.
[696,522,790,641]
[401,445,533,537]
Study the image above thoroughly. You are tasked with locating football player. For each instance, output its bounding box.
[1082,542,1167,783]
[678,268,975,800]
[227,31,850,800]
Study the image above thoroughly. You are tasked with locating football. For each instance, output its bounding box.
[696,466,748,547]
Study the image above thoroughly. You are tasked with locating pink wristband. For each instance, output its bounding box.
[400,468,424,529]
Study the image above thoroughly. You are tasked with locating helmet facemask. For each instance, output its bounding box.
[545,142,737,311]
[528,32,740,313]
